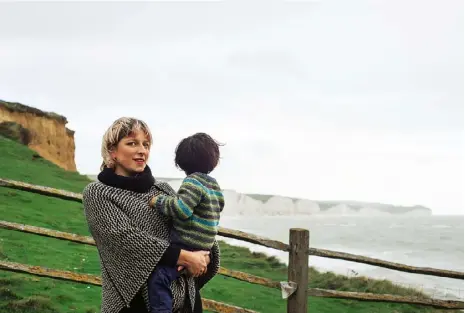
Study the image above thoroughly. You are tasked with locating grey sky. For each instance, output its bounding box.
[0,1,463,214]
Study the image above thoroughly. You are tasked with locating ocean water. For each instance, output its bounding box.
[219,215,464,300]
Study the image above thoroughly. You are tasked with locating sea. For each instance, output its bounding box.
[219,215,464,300]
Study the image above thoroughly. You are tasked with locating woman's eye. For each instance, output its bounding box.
[127,142,136,146]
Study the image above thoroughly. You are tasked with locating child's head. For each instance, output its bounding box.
[175,132,222,175]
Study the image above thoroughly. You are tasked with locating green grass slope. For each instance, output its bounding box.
[0,136,453,313]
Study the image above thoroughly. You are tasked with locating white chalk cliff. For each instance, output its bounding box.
[155,177,432,216]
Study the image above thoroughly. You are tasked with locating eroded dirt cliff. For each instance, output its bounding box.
[0,100,76,171]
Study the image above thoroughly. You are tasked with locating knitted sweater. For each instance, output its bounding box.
[82,166,220,313]
[152,172,224,250]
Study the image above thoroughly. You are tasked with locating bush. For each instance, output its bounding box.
[0,122,31,145]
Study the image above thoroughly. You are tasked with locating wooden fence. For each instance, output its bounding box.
[0,178,464,312]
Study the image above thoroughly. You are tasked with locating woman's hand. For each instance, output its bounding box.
[205,253,211,267]
[178,250,210,277]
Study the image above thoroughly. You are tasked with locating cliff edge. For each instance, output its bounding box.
[0,100,76,171]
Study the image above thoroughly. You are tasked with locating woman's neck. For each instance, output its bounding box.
[114,167,139,177]
[98,166,155,193]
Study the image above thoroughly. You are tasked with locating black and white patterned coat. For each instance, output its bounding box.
[82,180,220,313]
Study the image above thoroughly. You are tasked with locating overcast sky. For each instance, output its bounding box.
[0,1,463,214]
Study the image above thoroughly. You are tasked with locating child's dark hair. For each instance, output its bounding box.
[175,132,222,175]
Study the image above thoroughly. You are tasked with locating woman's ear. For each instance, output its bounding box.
[109,147,117,160]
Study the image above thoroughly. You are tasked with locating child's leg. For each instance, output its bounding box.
[148,265,179,313]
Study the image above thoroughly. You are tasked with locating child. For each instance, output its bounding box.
[148,132,224,313]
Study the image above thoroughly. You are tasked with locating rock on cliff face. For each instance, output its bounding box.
[0,100,77,171]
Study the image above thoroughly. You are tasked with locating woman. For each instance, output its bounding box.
[82,117,220,313]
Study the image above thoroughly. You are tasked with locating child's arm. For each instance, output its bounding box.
[150,177,204,220]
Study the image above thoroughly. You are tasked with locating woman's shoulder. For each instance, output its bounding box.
[152,180,176,196]
[82,180,175,202]
[83,181,104,193]
[82,181,115,200]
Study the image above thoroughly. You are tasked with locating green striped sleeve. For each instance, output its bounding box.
[154,178,204,220]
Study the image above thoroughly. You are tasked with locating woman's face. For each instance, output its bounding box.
[111,129,151,177]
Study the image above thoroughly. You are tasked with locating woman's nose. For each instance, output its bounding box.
[136,144,148,153]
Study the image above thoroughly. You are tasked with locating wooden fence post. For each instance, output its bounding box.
[287,228,309,313]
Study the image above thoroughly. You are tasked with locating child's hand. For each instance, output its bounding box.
[149,196,158,208]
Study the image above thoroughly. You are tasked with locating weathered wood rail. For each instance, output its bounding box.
[0,260,258,313]
[1,260,462,310]
[1,178,464,312]
[1,178,462,280]
[0,178,83,202]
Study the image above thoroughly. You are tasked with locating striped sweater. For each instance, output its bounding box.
[151,172,224,250]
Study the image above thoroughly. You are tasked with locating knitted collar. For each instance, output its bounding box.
[97,165,155,193]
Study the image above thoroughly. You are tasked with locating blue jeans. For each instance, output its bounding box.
[148,265,180,313]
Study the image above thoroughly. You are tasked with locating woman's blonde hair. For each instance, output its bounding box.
[100,117,153,171]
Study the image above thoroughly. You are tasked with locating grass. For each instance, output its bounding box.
[0,136,456,313]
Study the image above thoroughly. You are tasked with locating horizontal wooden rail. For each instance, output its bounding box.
[216,227,289,252]
[1,178,463,280]
[0,220,280,288]
[1,260,101,285]
[2,214,463,281]
[0,179,289,251]
[0,260,258,313]
[217,266,464,310]
[217,229,464,282]
[203,299,258,313]
[218,267,280,289]
[0,221,289,258]
[1,260,462,310]
[0,220,95,245]
[306,288,464,310]
[0,178,83,202]
[308,248,464,280]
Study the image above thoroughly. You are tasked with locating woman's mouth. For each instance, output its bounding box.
[134,158,145,165]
